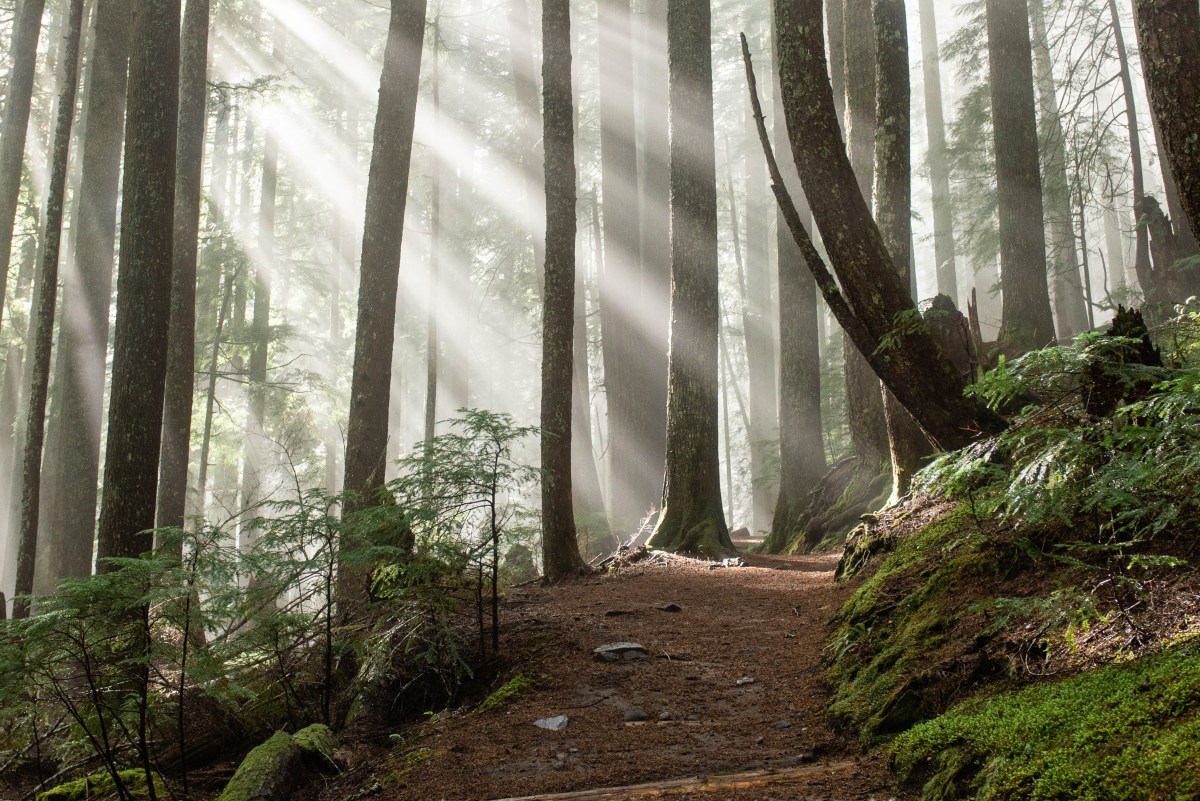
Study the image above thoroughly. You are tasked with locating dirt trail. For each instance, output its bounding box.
[335,552,902,800]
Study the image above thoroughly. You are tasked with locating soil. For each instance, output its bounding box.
[316,550,908,801]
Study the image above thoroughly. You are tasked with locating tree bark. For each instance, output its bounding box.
[42,0,132,579]
[341,0,428,514]
[767,2,1003,450]
[1132,0,1200,265]
[648,0,733,558]
[918,0,958,303]
[424,18,441,443]
[540,0,587,581]
[94,0,181,566]
[986,0,1056,352]
[873,0,933,500]
[1109,0,1152,296]
[0,0,48,335]
[156,0,211,534]
[1028,0,1089,338]
[13,0,85,618]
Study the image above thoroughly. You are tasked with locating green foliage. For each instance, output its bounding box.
[892,643,1200,801]
[476,672,534,713]
[914,332,1200,546]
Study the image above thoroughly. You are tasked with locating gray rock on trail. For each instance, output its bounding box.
[736,676,756,686]
[534,715,570,731]
[593,642,649,662]
[623,709,650,722]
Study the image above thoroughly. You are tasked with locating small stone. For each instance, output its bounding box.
[755,736,765,745]
[658,711,674,721]
[569,748,579,754]
[624,709,650,722]
[534,715,569,731]
[722,557,748,568]
[736,676,756,686]
[604,609,632,617]
[774,564,792,571]
[593,642,648,662]
[656,603,683,613]
[774,720,793,730]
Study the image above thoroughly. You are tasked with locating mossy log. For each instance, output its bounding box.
[292,724,338,771]
[216,731,302,801]
[36,769,164,801]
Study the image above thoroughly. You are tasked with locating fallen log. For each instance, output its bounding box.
[487,761,858,800]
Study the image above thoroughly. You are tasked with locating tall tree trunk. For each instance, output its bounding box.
[94,0,181,566]
[766,1,1003,450]
[340,0,427,606]
[918,0,958,302]
[741,83,779,537]
[12,0,84,618]
[42,0,132,579]
[1028,0,1089,338]
[873,0,933,500]
[986,0,1056,352]
[767,20,824,549]
[1132,0,1200,265]
[156,0,211,534]
[841,0,889,475]
[0,0,48,335]
[634,0,669,534]
[648,0,732,558]
[597,0,647,539]
[572,239,610,549]
[540,0,586,581]
[424,18,441,444]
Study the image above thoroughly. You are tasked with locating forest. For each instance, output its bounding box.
[1,0,1199,798]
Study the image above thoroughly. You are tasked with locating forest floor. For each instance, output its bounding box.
[310,549,907,801]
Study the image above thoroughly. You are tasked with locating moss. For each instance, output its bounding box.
[477,672,534,713]
[292,723,337,770]
[217,731,302,801]
[381,747,434,787]
[892,642,1200,800]
[826,506,999,743]
[37,770,164,801]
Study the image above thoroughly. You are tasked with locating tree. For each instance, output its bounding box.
[94,0,182,566]
[157,0,212,534]
[986,0,1056,352]
[45,0,132,581]
[1132,0,1200,258]
[341,0,429,515]
[648,0,733,557]
[918,0,959,302]
[539,0,587,581]
[13,0,85,618]
[0,0,47,334]
[873,0,934,499]
[766,0,1002,451]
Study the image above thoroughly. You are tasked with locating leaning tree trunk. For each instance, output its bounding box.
[156,0,211,535]
[873,0,933,500]
[1028,0,1090,339]
[1132,0,1200,262]
[647,0,733,558]
[986,0,1057,353]
[540,0,587,581]
[94,0,181,566]
[918,0,958,303]
[767,0,1003,450]
[0,0,48,335]
[12,0,85,618]
[42,0,132,579]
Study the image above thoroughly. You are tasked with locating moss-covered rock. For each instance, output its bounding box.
[291,724,337,771]
[892,642,1200,800]
[217,731,302,801]
[36,769,164,801]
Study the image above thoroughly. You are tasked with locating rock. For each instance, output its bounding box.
[593,642,648,662]
[604,609,633,617]
[624,709,650,722]
[292,724,338,771]
[656,603,682,613]
[774,720,793,730]
[735,676,756,686]
[534,715,570,731]
[217,731,303,801]
[722,557,748,568]
[658,711,674,721]
[773,563,792,571]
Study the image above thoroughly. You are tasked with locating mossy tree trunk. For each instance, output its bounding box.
[540,0,587,581]
[1132,0,1200,253]
[648,0,733,559]
[986,0,1057,353]
[873,0,933,501]
[94,0,181,566]
[156,0,211,535]
[769,0,1004,451]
